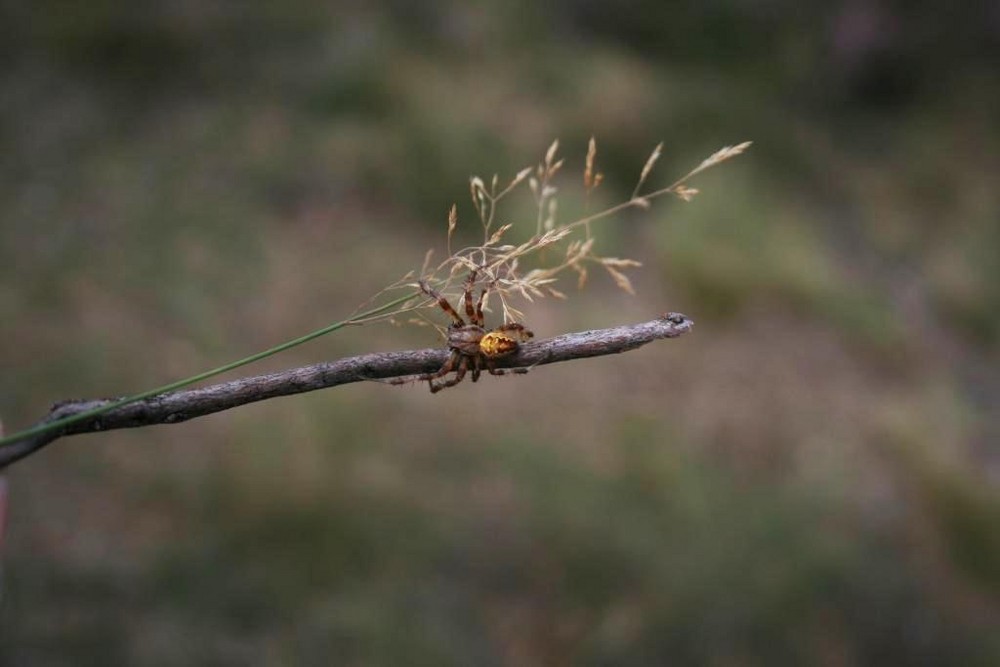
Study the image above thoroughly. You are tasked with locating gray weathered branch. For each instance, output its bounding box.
[0,313,692,469]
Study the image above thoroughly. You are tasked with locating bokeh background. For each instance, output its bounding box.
[2,2,998,664]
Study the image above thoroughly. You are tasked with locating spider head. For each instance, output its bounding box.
[446,324,487,357]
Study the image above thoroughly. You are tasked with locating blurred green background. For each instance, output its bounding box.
[2,2,998,664]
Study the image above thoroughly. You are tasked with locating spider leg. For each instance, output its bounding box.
[471,353,482,382]
[430,354,469,393]
[462,269,479,324]
[402,349,456,386]
[387,350,456,387]
[474,287,488,328]
[419,279,465,326]
[486,358,530,378]
[494,322,534,341]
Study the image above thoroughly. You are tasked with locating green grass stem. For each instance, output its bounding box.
[0,291,419,449]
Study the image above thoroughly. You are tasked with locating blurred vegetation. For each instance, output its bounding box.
[2,2,998,664]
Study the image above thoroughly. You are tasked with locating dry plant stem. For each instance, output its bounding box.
[0,314,693,469]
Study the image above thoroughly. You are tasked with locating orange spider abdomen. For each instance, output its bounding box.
[479,332,519,358]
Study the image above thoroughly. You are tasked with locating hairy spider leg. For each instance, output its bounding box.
[386,348,466,390]
[470,353,483,382]
[429,354,470,393]
[474,287,489,328]
[485,358,530,377]
[385,350,456,387]
[412,349,459,392]
[462,270,479,325]
[494,322,535,340]
[419,279,465,326]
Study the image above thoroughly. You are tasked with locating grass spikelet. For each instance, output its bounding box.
[603,263,636,295]
[544,198,558,231]
[544,139,560,169]
[584,136,598,190]
[511,166,533,190]
[469,176,485,204]
[446,204,458,254]
[633,141,663,198]
[601,258,643,268]
[688,141,753,179]
[486,223,512,246]
[673,185,699,202]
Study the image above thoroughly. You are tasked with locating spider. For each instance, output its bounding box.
[401,270,534,393]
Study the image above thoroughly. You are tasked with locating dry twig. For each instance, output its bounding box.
[0,314,692,469]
